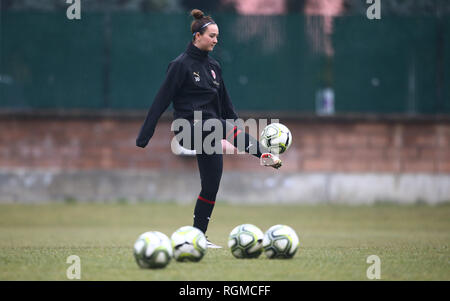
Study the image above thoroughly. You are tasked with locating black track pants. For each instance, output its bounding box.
[174,118,268,234]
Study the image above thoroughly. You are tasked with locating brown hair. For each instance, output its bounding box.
[190,9,215,40]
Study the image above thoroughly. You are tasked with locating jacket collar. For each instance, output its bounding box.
[186,41,209,61]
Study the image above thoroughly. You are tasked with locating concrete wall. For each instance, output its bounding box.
[1,112,449,204]
[1,169,449,205]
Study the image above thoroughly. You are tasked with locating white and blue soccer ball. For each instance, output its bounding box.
[133,231,173,269]
[263,225,299,259]
[260,123,292,154]
[228,224,264,259]
[171,226,207,262]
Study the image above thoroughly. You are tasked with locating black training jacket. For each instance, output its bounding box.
[136,42,239,148]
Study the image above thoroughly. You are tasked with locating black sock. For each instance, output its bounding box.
[193,195,215,234]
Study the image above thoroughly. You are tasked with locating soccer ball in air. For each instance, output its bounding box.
[133,231,173,269]
[260,123,292,154]
[171,226,207,262]
[228,224,264,259]
[263,225,299,259]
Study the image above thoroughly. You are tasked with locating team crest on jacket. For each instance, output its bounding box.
[211,69,216,79]
[193,72,200,82]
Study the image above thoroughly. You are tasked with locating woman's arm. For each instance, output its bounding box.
[136,61,186,148]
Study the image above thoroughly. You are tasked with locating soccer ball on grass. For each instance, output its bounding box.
[228,224,264,259]
[263,225,299,259]
[171,226,207,262]
[133,231,173,269]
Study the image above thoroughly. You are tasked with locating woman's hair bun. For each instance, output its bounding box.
[191,9,204,20]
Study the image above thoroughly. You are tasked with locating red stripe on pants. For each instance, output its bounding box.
[226,126,237,141]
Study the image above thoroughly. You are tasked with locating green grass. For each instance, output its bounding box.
[0,202,449,280]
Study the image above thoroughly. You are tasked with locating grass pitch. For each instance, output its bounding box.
[0,202,449,281]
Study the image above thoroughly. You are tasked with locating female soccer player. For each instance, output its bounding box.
[136,9,281,248]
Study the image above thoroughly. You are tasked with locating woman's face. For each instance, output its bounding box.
[194,24,219,52]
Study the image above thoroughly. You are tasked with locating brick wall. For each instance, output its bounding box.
[1,115,449,173]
